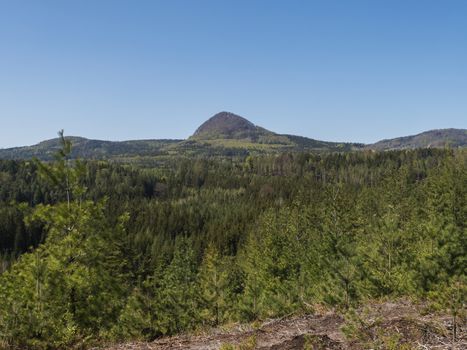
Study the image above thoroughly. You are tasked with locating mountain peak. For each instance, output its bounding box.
[192,112,263,140]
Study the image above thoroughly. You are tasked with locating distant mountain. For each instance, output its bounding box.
[190,111,294,145]
[366,129,467,151]
[188,111,358,151]
[0,112,465,161]
[192,112,268,140]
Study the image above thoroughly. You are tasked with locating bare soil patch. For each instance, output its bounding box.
[99,300,466,349]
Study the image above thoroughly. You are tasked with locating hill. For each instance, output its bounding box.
[0,112,465,161]
[188,111,358,152]
[367,128,467,150]
[191,111,273,141]
[0,112,361,161]
[0,137,181,161]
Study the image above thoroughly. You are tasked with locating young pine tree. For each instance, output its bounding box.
[198,244,230,326]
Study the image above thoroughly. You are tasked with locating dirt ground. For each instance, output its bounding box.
[99,300,466,350]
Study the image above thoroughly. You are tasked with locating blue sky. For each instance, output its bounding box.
[1,0,466,148]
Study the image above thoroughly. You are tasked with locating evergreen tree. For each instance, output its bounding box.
[240,207,303,319]
[198,244,230,326]
[153,237,200,335]
[0,132,130,348]
[319,184,361,308]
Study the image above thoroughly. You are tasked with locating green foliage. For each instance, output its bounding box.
[155,236,200,334]
[109,286,155,340]
[428,276,467,341]
[0,133,130,348]
[0,201,129,348]
[0,137,465,348]
[318,184,362,307]
[238,335,257,350]
[198,244,231,326]
[240,207,306,319]
[218,335,257,350]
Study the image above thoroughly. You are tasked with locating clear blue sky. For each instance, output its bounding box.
[1,0,466,148]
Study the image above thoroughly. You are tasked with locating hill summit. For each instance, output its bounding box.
[191,111,273,140]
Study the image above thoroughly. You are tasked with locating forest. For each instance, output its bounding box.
[0,135,465,349]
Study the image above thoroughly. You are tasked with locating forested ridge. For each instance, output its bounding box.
[0,135,465,349]
[1,112,465,162]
